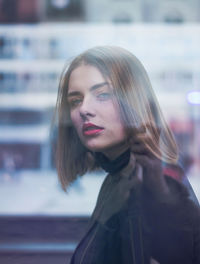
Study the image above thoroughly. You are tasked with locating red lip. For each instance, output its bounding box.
[82,122,104,136]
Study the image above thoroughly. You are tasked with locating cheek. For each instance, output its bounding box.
[107,105,123,127]
[108,105,126,137]
[70,111,81,133]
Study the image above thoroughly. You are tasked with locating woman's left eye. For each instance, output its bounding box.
[97,93,111,100]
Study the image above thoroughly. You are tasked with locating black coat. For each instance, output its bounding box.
[70,171,200,264]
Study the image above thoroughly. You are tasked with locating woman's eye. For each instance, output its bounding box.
[68,99,82,108]
[97,93,111,100]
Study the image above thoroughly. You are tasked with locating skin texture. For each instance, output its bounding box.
[67,64,128,160]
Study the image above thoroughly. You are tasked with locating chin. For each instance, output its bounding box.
[83,141,110,153]
[85,145,106,153]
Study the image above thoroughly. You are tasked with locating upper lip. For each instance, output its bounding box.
[82,122,104,131]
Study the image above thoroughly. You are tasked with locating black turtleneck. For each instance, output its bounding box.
[95,149,130,174]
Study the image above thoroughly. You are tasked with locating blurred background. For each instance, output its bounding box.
[0,0,200,263]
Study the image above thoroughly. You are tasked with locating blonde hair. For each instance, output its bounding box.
[55,46,178,190]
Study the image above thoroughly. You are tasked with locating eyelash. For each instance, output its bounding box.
[97,92,111,100]
[68,92,111,108]
[68,99,82,108]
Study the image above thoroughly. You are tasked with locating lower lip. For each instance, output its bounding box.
[83,128,104,136]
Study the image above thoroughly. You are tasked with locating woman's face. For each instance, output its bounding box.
[67,64,128,159]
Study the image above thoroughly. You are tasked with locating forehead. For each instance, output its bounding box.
[68,65,107,92]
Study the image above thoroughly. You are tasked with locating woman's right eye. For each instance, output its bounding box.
[68,99,82,108]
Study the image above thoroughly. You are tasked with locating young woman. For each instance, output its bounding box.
[55,46,200,264]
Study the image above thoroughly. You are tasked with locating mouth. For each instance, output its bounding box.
[82,123,104,136]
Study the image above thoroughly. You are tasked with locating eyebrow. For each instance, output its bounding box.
[67,82,110,98]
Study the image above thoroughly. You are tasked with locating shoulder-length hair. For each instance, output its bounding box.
[55,46,178,190]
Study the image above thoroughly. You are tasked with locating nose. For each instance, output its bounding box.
[79,98,95,120]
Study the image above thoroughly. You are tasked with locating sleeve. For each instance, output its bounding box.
[142,177,200,264]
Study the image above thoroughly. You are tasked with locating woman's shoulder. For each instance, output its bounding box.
[164,175,189,199]
[160,174,200,227]
[163,162,199,206]
[138,164,200,225]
